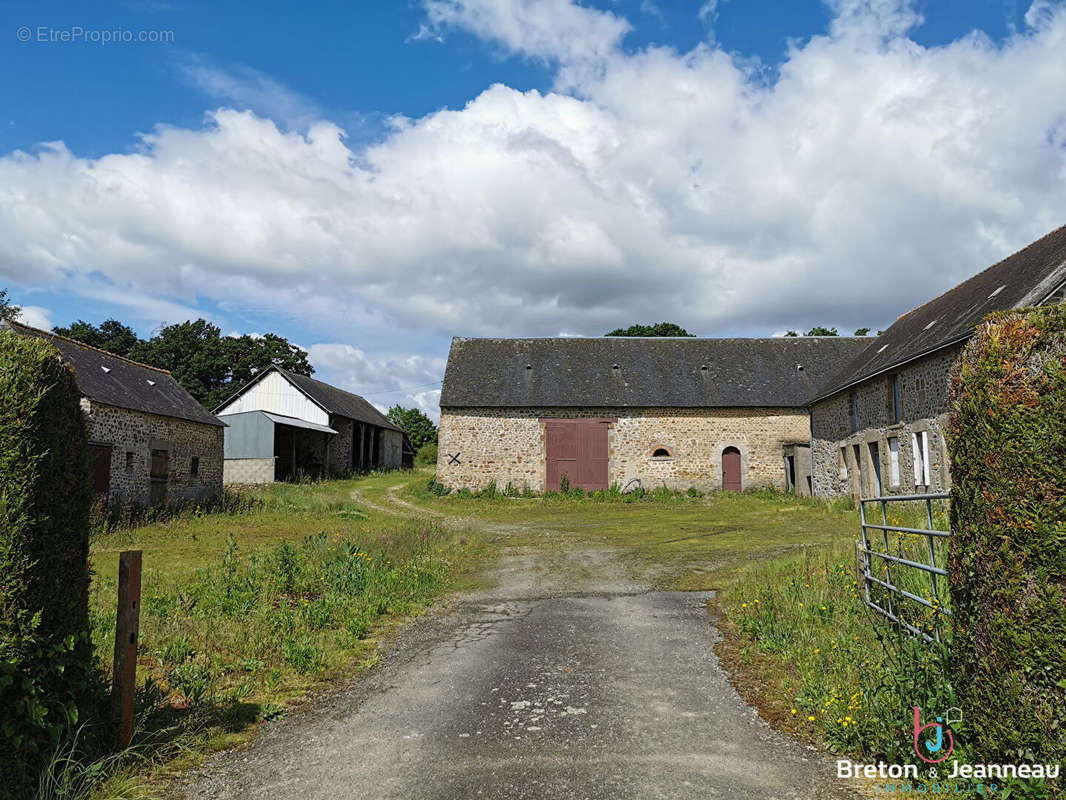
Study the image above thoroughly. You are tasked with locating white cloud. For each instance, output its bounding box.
[17,305,53,330]
[307,343,446,422]
[421,0,630,87]
[178,57,324,130]
[1,0,1065,348]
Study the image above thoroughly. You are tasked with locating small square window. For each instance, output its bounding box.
[190,456,200,477]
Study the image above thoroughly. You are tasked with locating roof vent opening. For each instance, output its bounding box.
[796,364,804,371]
[612,364,620,370]
[146,379,156,387]
[525,364,532,370]
[988,284,1006,298]
[101,366,111,373]
[923,319,938,331]
[700,364,709,371]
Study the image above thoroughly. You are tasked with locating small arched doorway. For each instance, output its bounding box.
[722,446,742,492]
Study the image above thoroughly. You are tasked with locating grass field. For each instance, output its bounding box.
[82,472,489,797]
[81,470,995,799]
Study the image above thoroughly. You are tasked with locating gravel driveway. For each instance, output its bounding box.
[179,536,859,800]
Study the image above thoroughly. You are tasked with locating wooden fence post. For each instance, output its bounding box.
[112,550,142,750]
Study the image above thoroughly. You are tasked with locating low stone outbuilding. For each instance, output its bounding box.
[809,224,1066,499]
[437,337,868,493]
[5,321,225,507]
[214,366,404,483]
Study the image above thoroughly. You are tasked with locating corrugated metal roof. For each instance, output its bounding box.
[261,411,338,434]
[441,336,871,408]
[5,321,224,427]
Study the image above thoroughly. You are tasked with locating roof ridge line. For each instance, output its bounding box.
[8,320,174,375]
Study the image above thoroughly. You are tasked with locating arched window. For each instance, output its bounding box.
[649,446,673,459]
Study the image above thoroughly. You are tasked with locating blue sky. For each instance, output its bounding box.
[2,0,1064,417]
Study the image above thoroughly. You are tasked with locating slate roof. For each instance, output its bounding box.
[5,321,223,427]
[440,336,871,409]
[812,224,1066,402]
[244,367,401,432]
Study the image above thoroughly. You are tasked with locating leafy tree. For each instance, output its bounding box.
[387,405,438,450]
[129,320,313,410]
[223,332,314,403]
[606,322,693,337]
[0,288,21,323]
[53,319,140,357]
[853,327,871,336]
[806,326,838,336]
[784,330,799,337]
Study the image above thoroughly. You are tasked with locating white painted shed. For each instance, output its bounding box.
[214,366,405,484]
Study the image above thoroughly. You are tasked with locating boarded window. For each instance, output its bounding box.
[125,451,134,472]
[888,437,900,487]
[911,431,930,487]
[150,450,169,480]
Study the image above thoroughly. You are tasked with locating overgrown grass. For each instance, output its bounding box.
[717,534,1057,798]
[76,475,487,799]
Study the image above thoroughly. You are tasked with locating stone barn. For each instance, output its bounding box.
[5,321,224,507]
[809,223,1066,499]
[437,337,868,493]
[214,366,405,483]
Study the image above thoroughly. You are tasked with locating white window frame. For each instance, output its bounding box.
[888,436,900,487]
[911,431,930,487]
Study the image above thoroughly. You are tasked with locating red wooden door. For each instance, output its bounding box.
[545,420,610,491]
[577,423,609,491]
[722,446,742,492]
[89,444,112,495]
[545,422,578,491]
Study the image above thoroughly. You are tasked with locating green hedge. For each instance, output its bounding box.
[947,305,1066,764]
[0,329,102,793]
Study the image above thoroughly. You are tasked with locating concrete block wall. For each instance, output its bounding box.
[223,458,275,484]
[810,345,961,498]
[87,401,224,506]
[437,406,810,492]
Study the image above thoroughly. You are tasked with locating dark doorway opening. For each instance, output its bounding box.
[89,444,112,496]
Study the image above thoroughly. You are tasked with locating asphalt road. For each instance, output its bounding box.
[180,544,859,800]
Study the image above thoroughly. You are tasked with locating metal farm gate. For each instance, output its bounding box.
[857,492,951,644]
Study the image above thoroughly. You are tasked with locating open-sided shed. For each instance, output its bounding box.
[214,366,404,483]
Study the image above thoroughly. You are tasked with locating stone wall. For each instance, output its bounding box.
[437,406,810,492]
[328,416,355,474]
[223,458,275,485]
[86,401,224,506]
[810,345,962,498]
